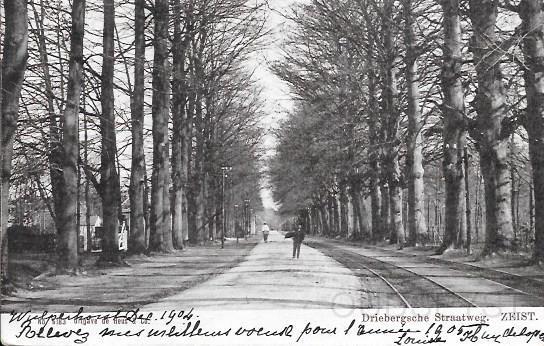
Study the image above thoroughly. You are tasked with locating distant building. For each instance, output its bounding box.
[79,215,128,252]
[80,215,102,252]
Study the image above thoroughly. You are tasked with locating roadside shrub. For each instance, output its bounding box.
[8,225,56,253]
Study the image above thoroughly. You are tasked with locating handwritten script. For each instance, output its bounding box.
[5,308,544,344]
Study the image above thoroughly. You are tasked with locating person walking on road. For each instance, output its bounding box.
[262,222,270,242]
[292,224,305,259]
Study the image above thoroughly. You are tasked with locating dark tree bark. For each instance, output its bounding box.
[350,180,366,239]
[520,0,544,263]
[333,192,340,235]
[464,147,472,253]
[186,87,196,242]
[192,93,206,243]
[438,0,467,253]
[339,182,349,237]
[318,193,329,236]
[310,204,317,234]
[388,158,405,246]
[171,0,193,249]
[128,0,147,254]
[359,192,371,238]
[469,0,515,255]
[327,193,334,235]
[181,90,193,245]
[214,176,222,240]
[326,198,333,236]
[1,0,28,293]
[367,64,382,241]
[150,0,173,252]
[180,63,194,245]
[381,0,404,247]
[171,0,184,249]
[380,183,390,241]
[30,1,63,238]
[363,4,383,243]
[188,19,208,244]
[143,167,150,247]
[1,3,3,292]
[404,0,427,246]
[202,108,214,241]
[370,166,381,240]
[57,0,86,271]
[98,0,122,263]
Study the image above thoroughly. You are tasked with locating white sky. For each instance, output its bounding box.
[254,0,301,210]
[86,0,301,211]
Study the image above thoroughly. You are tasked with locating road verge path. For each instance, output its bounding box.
[1,240,256,312]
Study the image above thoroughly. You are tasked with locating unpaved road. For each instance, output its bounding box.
[307,239,544,308]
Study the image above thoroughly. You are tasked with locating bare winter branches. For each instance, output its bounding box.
[269,0,544,262]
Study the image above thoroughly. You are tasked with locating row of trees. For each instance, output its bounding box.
[1,0,267,293]
[270,0,544,263]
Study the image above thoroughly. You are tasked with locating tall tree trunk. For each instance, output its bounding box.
[99,0,122,263]
[464,147,472,253]
[191,93,205,244]
[310,205,317,234]
[181,76,194,245]
[0,0,2,241]
[529,183,534,241]
[350,180,365,239]
[128,0,147,254]
[333,192,340,235]
[319,194,329,235]
[348,195,355,239]
[388,159,405,246]
[327,193,334,235]
[438,0,466,253]
[339,182,349,237]
[186,92,197,242]
[202,173,209,240]
[57,0,85,270]
[1,0,28,293]
[380,183,390,241]
[365,10,382,243]
[474,170,481,243]
[520,0,544,263]
[359,193,372,238]
[370,173,381,241]
[469,0,515,255]
[84,113,92,252]
[150,0,173,252]
[187,24,207,244]
[316,205,323,235]
[31,1,63,236]
[381,0,403,246]
[143,167,150,247]
[510,135,517,235]
[202,97,214,242]
[171,134,183,248]
[171,0,188,249]
[404,0,427,247]
[215,177,222,240]
[458,175,467,247]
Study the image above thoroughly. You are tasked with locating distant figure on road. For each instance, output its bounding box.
[262,222,270,242]
[292,224,305,259]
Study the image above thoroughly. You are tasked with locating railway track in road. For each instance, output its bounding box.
[309,240,544,307]
[308,241,478,308]
[357,244,544,302]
